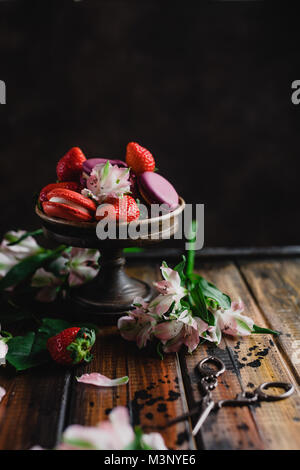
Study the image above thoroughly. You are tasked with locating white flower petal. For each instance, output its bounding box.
[31,268,59,287]
[0,386,6,402]
[141,432,168,450]
[84,163,131,202]
[0,252,17,278]
[0,340,8,365]
[1,231,40,260]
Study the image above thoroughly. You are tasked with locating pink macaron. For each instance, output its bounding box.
[138,172,179,212]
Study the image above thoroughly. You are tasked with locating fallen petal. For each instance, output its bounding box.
[76,373,129,387]
[0,386,6,402]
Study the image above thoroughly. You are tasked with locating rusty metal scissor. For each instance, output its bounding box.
[164,356,294,436]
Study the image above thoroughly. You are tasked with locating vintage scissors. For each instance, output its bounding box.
[164,356,294,436]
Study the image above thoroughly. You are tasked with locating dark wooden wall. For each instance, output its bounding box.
[0,0,299,247]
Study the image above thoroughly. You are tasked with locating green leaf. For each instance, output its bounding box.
[156,342,164,360]
[102,160,110,182]
[123,247,145,253]
[174,255,186,284]
[0,245,67,291]
[7,229,43,246]
[188,280,215,326]
[196,275,231,309]
[236,318,253,333]
[124,427,152,450]
[252,324,280,335]
[6,332,49,371]
[38,318,71,339]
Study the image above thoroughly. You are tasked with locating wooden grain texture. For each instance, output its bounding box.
[66,262,194,450]
[179,341,264,450]
[194,260,300,450]
[1,257,300,450]
[0,363,70,450]
[238,258,300,382]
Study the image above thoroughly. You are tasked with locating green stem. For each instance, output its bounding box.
[0,331,13,343]
[186,219,198,277]
[7,229,43,246]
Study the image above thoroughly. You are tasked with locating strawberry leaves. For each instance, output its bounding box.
[5,332,49,371]
[4,318,98,371]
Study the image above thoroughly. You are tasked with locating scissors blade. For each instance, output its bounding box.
[192,399,215,436]
[163,404,201,428]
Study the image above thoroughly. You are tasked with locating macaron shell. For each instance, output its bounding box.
[138,172,179,211]
[42,201,94,222]
[46,188,96,212]
[39,182,80,202]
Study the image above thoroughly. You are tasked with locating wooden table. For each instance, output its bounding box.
[0,252,300,450]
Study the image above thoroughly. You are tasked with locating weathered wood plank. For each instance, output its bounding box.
[0,363,70,450]
[179,341,264,450]
[67,262,194,450]
[194,260,300,450]
[238,258,300,382]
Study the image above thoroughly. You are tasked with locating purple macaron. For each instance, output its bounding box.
[138,172,179,212]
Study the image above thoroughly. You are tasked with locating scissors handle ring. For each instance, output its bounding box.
[256,382,295,401]
[198,356,226,377]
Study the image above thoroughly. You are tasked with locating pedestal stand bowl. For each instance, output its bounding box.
[35,198,185,322]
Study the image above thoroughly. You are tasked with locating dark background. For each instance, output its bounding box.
[0,0,299,247]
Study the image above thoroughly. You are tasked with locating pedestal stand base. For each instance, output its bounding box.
[67,248,154,323]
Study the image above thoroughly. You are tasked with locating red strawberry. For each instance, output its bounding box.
[56,147,87,182]
[126,142,155,175]
[39,181,80,202]
[96,195,140,222]
[47,327,96,366]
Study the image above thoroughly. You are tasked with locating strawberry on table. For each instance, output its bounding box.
[56,147,87,182]
[39,181,80,202]
[96,195,140,223]
[47,327,96,366]
[125,142,155,175]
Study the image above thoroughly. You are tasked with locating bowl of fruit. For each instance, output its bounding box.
[36,143,185,318]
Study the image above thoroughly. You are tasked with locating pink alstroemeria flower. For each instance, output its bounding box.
[118,298,157,349]
[217,300,254,337]
[154,310,208,353]
[0,230,41,278]
[0,325,9,366]
[0,337,8,366]
[55,407,167,450]
[201,300,254,345]
[31,268,64,303]
[149,264,187,316]
[1,230,41,261]
[82,162,131,203]
[63,248,100,287]
[59,407,134,450]
[0,251,17,278]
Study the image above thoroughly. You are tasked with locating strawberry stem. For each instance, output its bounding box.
[66,328,96,364]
